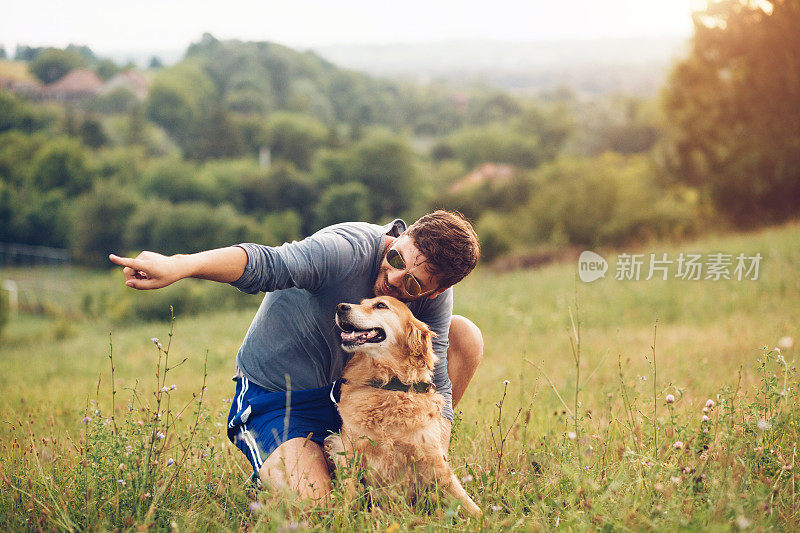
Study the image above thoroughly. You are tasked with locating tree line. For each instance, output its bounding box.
[1,0,797,268]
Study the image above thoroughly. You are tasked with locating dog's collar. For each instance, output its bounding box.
[339,377,435,394]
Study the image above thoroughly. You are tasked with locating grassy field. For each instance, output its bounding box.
[1,222,799,530]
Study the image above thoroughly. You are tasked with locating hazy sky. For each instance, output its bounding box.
[2,0,704,54]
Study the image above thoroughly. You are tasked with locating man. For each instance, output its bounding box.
[108,210,482,504]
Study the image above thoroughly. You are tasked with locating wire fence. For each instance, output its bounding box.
[0,243,73,316]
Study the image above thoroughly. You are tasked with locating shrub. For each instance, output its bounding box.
[523,153,699,247]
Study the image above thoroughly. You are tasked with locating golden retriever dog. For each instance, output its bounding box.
[325,296,481,517]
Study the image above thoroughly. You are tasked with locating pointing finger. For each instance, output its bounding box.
[109,254,140,270]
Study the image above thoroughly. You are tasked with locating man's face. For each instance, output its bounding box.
[373,234,445,302]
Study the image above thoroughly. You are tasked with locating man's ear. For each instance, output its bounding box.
[427,288,448,300]
[406,317,437,369]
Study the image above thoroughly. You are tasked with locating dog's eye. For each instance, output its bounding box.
[374,302,389,310]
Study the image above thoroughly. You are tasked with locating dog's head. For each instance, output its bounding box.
[335,296,437,370]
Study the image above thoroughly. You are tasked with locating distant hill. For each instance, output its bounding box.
[313,36,690,95]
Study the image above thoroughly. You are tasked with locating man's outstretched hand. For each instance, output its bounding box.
[109,252,184,290]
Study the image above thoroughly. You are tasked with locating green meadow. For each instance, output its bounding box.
[1,221,799,531]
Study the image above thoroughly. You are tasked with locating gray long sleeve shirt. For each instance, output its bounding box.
[230,219,454,420]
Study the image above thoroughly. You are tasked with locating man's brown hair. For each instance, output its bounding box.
[406,210,480,289]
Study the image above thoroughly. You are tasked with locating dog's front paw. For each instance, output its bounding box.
[323,433,346,470]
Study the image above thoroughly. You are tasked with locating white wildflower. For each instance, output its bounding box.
[778,336,794,350]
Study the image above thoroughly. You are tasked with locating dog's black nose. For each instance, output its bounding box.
[336,303,351,313]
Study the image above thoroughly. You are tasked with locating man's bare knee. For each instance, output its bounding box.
[259,438,332,503]
[449,315,483,368]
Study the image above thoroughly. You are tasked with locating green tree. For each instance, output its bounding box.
[78,116,107,148]
[266,111,327,170]
[14,45,47,62]
[313,181,371,229]
[144,61,217,149]
[347,130,418,219]
[95,59,121,80]
[141,157,221,205]
[125,199,263,254]
[29,136,92,195]
[70,183,139,265]
[29,48,86,84]
[0,90,57,133]
[449,125,541,169]
[660,0,800,227]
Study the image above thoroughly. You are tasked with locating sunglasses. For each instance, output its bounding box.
[386,248,437,297]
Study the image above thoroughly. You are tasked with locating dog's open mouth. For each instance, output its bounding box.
[338,321,386,346]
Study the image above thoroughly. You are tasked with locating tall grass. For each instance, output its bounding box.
[0,221,798,530]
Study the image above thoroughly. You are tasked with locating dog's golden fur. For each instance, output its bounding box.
[325,296,480,516]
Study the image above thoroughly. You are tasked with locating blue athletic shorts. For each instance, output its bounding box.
[226,376,342,477]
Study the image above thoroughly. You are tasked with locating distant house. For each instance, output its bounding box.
[101,70,149,100]
[45,69,104,102]
[449,163,515,194]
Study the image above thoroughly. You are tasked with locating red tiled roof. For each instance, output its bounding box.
[46,69,104,94]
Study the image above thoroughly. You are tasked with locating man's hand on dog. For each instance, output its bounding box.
[109,252,183,290]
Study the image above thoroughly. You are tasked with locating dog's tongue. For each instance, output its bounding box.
[341,329,378,342]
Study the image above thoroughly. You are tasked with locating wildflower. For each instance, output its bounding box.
[167,458,175,466]
[673,441,683,450]
[567,431,577,440]
[640,376,647,381]
[700,454,708,460]
[778,336,794,350]
[503,379,510,385]
[461,474,474,484]
[170,384,176,390]
[156,431,165,440]
[248,501,263,513]
[665,394,675,403]
[117,479,126,487]
[705,399,715,408]
[670,476,681,484]
[491,505,502,512]
[82,416,91,425]
[702,415,710,422]
[703,427,709,433]
[682,467,691,474]
[757,419,772,432]
[702,406,709,413]
[161,386,169,393]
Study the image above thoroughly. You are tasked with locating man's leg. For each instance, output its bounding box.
[259,437,332,505]
[447,315,484,407]
[257,315,482,503]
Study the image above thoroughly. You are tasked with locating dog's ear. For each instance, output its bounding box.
[406,317,437,369]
